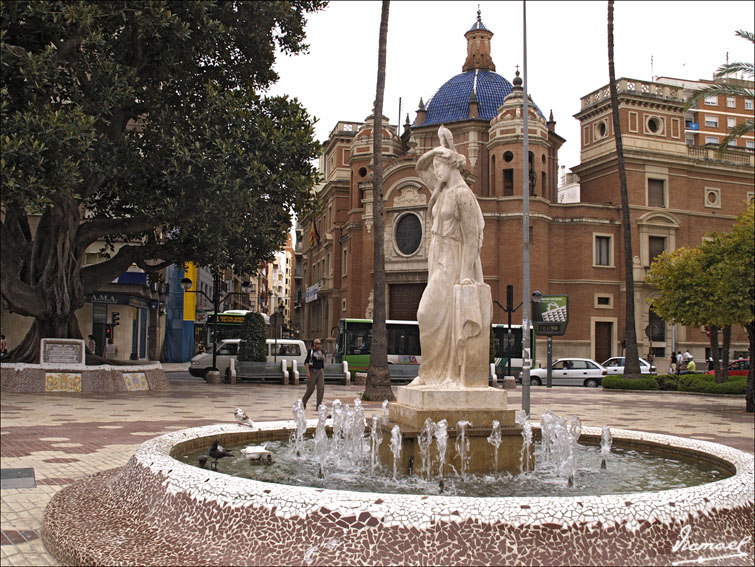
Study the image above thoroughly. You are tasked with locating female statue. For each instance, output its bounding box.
[411,125,491,388]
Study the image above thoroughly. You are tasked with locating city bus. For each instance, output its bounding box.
[491,324,536,378]
[196,310,270,353]
[334,318,421,372]
[335,319,535,376]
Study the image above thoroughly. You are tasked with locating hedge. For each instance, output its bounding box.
[603,373,747,395]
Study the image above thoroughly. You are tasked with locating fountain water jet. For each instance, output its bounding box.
[389,425,402,480]
[600,425,613,470]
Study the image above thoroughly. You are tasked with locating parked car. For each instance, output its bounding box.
[189,338,307,378]
[705,358,750,377]
[519,358,607,387]
[601,357,657,375]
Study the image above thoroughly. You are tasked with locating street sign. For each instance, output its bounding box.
[532,295,568,336]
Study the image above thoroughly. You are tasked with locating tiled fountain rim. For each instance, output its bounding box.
[134,420,754,530]
[1,362,162,371]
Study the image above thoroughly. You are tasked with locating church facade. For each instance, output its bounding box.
[298,12,753,366]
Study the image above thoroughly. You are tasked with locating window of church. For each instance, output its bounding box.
[648,236,667,264]
[503,151,514,162]
[647,179,665,207]
[394,213,422,256]
[503,169,514,196]
[594,235,613,267]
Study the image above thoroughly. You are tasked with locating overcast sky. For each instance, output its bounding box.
[267,0,754,174]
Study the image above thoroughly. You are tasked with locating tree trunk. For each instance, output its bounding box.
[746,321,754,413]
[3,199,86,363]
[363,0,394,402]
[607,0,642,378]
[721,324,731,381]
[708,325,722,382]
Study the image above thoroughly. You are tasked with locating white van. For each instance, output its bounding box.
[189,338,307,378]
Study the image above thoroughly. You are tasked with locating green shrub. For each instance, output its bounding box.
[656,373,679,391]
[678,373,747,395]
[602,375,658,390]
[238,312,266,362]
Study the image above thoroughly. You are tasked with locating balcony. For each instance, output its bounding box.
[581,78,684,111]
[687,144,754,165]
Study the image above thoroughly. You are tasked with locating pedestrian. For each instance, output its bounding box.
[707,357,715,371]
[669,352,676,374]
[676,351,683,372]
[0,335,7,359]
[87,335,96,353]
[302,339,325,410]
[687,358,696,373]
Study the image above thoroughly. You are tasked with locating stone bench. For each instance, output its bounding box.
[235,360,288,384]
[322,362,351,386]
[388,364,419,384]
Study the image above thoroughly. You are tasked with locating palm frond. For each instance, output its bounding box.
[717,118,755,156]
[714,62,754,80]
[684,83,755,111]
[734,29,755,43]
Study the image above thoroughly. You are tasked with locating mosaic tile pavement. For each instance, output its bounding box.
[2,369,753,566]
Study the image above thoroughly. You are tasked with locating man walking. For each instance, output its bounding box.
[302,339,325,410]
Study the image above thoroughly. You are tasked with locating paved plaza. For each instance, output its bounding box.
[1,367,753,566]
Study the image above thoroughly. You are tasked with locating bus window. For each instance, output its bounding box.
[346,322,371,355]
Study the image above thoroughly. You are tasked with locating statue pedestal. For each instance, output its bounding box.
[382,385,525,475]
[389,385,515,429]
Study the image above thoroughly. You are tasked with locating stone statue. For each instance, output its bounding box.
[411,125,492,388]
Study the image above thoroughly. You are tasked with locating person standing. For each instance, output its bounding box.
[0,335,7,359]
[302,339,325,410]
[676,351,684,372]
[669,352,676,374]
[87,335,96,354]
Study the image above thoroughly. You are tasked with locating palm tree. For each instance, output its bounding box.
[607,0,642,378]
[684,30,754,153]
[363,0,395,402]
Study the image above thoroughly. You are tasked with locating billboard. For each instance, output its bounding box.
[532,295,568,336]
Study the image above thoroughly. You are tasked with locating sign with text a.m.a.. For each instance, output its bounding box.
[532,295,568,336]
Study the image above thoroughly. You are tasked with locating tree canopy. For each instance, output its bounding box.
[1,1,325,360]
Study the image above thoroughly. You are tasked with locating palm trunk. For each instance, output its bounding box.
[608,0,641,378]
[363,0,394,401]
[746,321,754,413]
[721,324,731,381]
[708,325,722,382]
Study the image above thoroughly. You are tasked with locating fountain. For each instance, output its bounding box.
[41,126,754,565]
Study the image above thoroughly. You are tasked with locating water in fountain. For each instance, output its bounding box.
[291,399,307,457]
[486,420,502,473]
[369,414,383,474]
[389,424,402,480]
[515,410,533,475]
[455,420,472,480]
[434,419,449,485]
[417,418,435,479]
[330,399,345,462]
[600,425,613,470]
[539,409,555,464]
[382,400,389,420]
[313,404,328,478]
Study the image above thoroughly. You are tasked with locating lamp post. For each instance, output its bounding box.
[493,284,522,379]
[272,303,284,363]
[180,273,252,372]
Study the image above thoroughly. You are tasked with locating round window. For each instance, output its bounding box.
[597,121,607,138]
[647,117,662,134]
[395,214,422,255]
[503,151,514,162]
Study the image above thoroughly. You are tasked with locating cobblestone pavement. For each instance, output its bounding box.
[1,372,753,566]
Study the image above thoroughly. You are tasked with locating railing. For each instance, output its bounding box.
[581,78,684,110]
[687,144,754,165]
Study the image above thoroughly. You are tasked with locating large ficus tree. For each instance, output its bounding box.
[1,1,325,362]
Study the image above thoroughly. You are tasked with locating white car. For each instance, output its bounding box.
[189,338,307,378]
[601,357,657,375]
[525,358,607,387]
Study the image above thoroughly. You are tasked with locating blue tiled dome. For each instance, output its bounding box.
[420,70,512,126]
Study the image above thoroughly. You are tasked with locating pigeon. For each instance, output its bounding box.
[208,440,233,469]
[234,408,254,428]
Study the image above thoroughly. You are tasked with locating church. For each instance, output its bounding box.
[297,10,753,366]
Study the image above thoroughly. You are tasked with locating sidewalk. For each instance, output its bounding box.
[1,378,753,566]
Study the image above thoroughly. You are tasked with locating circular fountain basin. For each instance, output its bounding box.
[43,421,754,566]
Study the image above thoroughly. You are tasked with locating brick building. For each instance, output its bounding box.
[299,12,753,366]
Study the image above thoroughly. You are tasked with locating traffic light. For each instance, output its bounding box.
[111,312,120,328]
[506,285,514,312]
[105,324,112,339]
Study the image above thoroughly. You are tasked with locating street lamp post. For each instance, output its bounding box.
[180,274,252,372]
